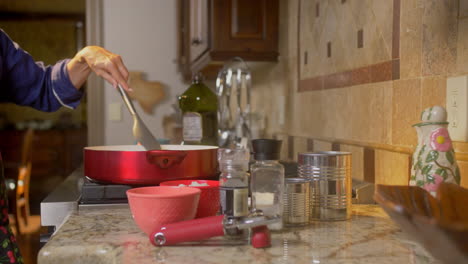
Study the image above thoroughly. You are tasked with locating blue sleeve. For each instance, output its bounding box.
[0,29,83,112]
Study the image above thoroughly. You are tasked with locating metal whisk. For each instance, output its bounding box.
[216,57,252,149]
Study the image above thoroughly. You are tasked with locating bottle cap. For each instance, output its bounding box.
[251,139,282,160]
[192,72,204,83]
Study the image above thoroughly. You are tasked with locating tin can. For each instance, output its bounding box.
[298,151,351,221]
[283,178,310,226]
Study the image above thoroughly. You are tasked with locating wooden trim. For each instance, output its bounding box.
[0,11,84,21]
[85,0,104,146]
[298,136,468,162]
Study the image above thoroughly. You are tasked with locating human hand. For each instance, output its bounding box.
[67,46,131,91]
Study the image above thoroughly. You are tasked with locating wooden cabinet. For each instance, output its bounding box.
[179,0,279,80]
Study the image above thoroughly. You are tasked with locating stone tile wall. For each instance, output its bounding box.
[250,0,468,188]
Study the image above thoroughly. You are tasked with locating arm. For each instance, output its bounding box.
[66,46,130,91]
[0,30,130,112]
[0,30,80,111]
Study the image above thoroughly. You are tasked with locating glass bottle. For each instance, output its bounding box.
[178,72,218,146]
[218,148,250,236]
[250,139,284,230]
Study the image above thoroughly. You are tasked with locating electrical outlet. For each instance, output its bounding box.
[446,76,468,141]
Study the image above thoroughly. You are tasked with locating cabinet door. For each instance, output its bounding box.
[211,0,279,61]
[189,0,209,63]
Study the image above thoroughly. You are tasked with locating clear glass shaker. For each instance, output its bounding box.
[250,139,284,230]
[217,148,250,235]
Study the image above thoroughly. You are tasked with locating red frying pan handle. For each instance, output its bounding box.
[150,215,225,246]
[146,150,187,169]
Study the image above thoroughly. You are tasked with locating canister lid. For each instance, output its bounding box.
[251,139,282,160]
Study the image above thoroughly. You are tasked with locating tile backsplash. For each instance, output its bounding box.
[249,0,468,188]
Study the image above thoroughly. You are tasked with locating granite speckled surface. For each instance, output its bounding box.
[38,205,440,264]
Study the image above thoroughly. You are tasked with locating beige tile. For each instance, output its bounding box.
[321,87,350,140]
[340,144,364,181]
[400,5,423,79]
[401,0,424,12]
[392,79,422,147]
[456,18,468,74]
[274,133,290,161]
[348,82,392,144]
[371,0,394,58]
[421,76,447,109]
[293,137,309,161]
[422,0,458,76]
[457,160,468,188]
[313,139,332,151]
[375,149,411,185]
[460,0,468,18]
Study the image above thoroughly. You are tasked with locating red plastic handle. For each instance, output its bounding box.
[150,215,225,246]
[146,150,187,169]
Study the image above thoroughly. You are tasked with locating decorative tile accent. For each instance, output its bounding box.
[299,60,399,92]
[316,2,320,17]
[332,143,340,151]
[357,29,364,48]
[288,135,294,160]
[304,51,308,65]
[363,148,375,183]
[327,42,332,58]
[392,0,401,59]
[307,139,314,151]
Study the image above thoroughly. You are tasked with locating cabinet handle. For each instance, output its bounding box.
[191,38,202,46]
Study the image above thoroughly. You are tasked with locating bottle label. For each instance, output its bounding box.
[220,187,249,217]
[183,112,203,142]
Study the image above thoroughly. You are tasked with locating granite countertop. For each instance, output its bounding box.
[38,205,440,264]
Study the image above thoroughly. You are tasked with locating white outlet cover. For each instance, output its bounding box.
[446,76,468,141]
[108,102,122,122]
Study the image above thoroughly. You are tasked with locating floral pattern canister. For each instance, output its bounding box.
[410,106,461,196]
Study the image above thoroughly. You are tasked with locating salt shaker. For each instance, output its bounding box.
[250,139,284,230]
[218,148,250,236]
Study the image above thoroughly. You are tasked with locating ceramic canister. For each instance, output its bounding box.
[410,106,461,196]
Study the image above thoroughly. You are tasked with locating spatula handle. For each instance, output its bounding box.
[117,84,136,116]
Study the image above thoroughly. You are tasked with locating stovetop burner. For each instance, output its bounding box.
[80,177,133,204]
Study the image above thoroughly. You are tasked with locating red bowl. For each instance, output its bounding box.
[160,180,220,218]
[126,186,201,235]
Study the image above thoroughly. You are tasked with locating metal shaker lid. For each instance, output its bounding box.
[251,139,282,160]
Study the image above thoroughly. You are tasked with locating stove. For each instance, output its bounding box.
[79,177,133,205]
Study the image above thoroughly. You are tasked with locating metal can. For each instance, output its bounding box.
[298,151,352,221]
[283,178,310,226]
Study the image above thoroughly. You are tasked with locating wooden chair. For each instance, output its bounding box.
[8,128,41,235]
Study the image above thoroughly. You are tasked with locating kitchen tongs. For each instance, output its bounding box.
[117,84,161,150]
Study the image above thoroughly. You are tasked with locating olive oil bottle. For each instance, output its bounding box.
[178,73,218,146]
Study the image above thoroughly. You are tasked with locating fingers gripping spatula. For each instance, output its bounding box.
[117,84,161,150]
